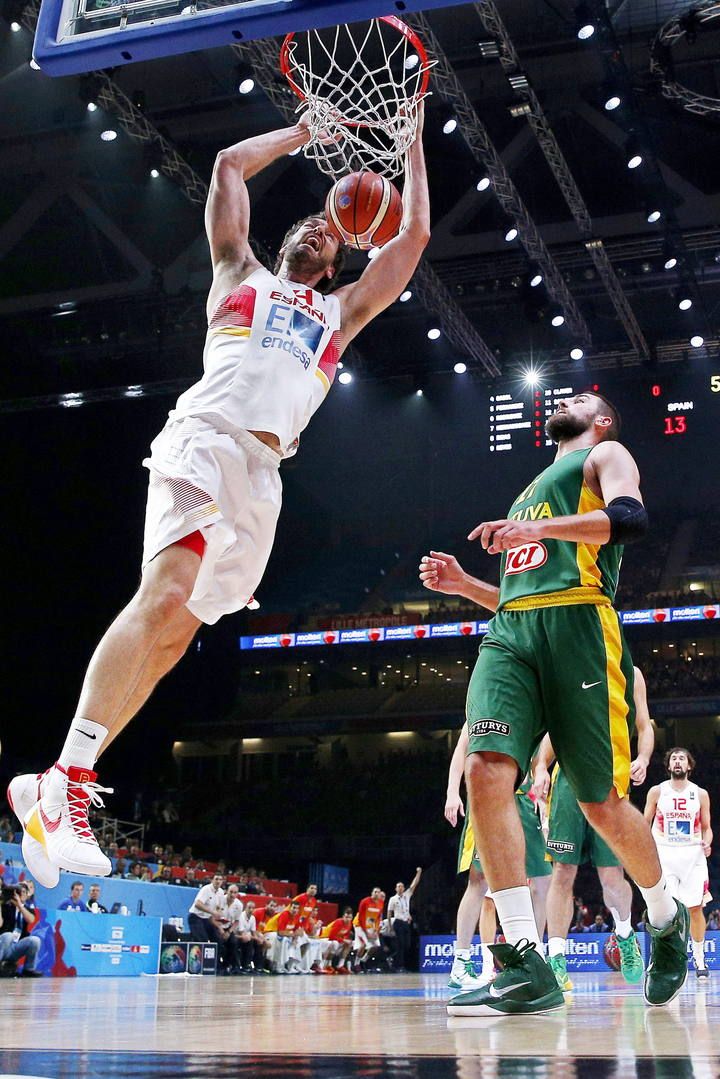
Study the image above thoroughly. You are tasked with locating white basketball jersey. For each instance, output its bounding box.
[653,780,703,846]
[172,267,342,457]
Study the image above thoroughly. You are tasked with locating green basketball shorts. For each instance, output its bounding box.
[546,766,620,866]
[465,601,635,804]
[457,793,551,879]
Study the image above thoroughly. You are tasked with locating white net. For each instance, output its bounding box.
[281,17,433,180]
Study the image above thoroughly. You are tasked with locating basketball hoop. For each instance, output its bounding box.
[280,16,433,180]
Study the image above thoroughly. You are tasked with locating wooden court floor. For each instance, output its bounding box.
[0,972,716,1078]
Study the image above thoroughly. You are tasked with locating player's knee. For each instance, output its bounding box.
[465,752,516,794]
[553,863,577,890]
[138,580,193,626]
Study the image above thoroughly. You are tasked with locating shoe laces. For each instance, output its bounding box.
[497,939,537,969]
[67,780,114,842]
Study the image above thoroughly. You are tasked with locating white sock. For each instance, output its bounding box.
[453,944,470,962]
[692,939,707,969]
[609,907,633,939]
[639,876,676,931]
[492,886,541,948]
[548,936,566,958]
[480,943,494,975]
[58,717,108,772]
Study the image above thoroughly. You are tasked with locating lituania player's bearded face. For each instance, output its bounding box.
[545,393,607,443]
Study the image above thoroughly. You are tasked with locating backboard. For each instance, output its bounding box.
[33,0,465,76]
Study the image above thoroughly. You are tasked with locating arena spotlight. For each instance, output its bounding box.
[575,3,595,40]
[524,368,540,386]
[690,335,704,348]
[550,305,565,327]
[677,292,692,311]
[404,52,420,70]
[399,290,412,302]
[86,101,98,112]
[664,254,678,271]
[529,270,543,288]
[415,388,424,397]
[476,176,491,192]
[570,347,584,360]
[604,93,621,111]
[427,326,442,341]
[100,129,118,141]
[10,19,20,30]
[236,62,255,94]
[442,116,458,135]
[504,226,519,243]
[338,370,353,384]
[454,361,467,374]
[626,136,643,170]
[150,168,160,179]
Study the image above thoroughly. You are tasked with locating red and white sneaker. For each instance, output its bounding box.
[7,769,59,888]
[22,763,113,878]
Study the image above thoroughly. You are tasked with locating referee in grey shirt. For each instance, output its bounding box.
[387,867,422,972]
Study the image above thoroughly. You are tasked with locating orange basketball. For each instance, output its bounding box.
[325,170,403,251]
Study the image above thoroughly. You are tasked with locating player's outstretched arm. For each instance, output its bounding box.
[445,726,468,826]
[468,442,647,553]
[418,551,499,611]
[643,785,660,825]
[630,666,654,785]
[335,102,430,341]
[205,119,312,283]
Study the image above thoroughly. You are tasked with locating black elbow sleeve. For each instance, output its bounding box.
[602,496,648,545]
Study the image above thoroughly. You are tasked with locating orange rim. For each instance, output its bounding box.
[279,15,431,128]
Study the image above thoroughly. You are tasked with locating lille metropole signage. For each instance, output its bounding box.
[240,603,720,651]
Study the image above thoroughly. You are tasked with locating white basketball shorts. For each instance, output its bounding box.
[142,415,282,625]
[657,844,711,908]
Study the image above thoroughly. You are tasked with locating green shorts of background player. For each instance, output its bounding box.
[541,765,643,989]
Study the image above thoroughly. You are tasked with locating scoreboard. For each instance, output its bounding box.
[487,370,720,455]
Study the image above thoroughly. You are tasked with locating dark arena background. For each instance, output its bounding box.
[1,0,720,1075]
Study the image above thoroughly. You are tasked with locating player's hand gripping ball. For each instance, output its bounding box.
[325,170,403,251]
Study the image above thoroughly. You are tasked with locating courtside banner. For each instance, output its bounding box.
[419,933,637,973]
[685,931,720,970]
[240,605,715,649]
[34,910,161,977]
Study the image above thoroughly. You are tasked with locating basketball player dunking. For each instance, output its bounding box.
[420,391,689,1015]
[9,106,429,887]
[645,747,713,979]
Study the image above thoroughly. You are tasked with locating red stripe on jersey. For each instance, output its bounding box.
[318,331,342,386]
[209,284,257,331]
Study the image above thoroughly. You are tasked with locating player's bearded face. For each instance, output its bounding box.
[545,408,594,443]
[670,756,688,778]
[285,223,336,275]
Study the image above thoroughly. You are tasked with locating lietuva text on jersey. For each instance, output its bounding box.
[170,268,342,458]
[498,447,623,609]
[653,781,703,846]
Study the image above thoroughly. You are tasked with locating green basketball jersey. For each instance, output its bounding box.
[498,447,623,608]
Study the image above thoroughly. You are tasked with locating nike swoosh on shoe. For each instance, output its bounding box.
[489,980,531,999]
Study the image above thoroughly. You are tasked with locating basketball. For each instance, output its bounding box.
[603,933,621,971]
[325,171,403,251]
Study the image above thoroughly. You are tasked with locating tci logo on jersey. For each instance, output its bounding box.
[469,719,511,737]
[504,541,548,575]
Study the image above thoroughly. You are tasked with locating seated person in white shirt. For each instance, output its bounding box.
[236,900,268,974]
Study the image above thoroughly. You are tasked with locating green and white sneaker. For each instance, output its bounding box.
[547,953,573,992]
[616,930,644,985]
[447,939,565,1016]
[447,957,492,991]
[643,900,690,1006]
